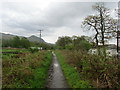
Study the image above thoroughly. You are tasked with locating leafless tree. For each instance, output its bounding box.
[82,3,117,46]
[82,15,100,47]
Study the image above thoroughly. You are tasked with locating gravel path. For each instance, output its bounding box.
[46,52,69,88]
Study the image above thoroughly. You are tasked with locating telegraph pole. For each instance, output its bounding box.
[38,30,43,43]
[117,1,120,58]
[38,30,43,50]
[117,31,119,52]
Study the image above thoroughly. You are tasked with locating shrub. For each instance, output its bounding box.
[29,48,39,53]
[2,51,52,88]
[59,50,119,88]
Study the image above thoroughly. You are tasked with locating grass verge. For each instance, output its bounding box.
[55,50,92,88]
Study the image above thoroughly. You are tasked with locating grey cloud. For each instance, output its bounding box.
[44,2,94,27]
[1,2,117,43]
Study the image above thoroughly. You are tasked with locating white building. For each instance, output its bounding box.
[89,48,117,56]
[30,47,42,50]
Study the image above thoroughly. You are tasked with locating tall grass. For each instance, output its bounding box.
[56,50,119,88]
[2,51,52,88]
[55,50,92,88]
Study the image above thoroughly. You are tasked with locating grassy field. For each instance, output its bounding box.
[55,50,119,88]
[1,48,28,52]
[2,49,52,88]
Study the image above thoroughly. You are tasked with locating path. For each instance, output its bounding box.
[46,51,68,88]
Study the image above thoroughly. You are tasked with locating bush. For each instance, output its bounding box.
[29,48,39,53]
[58,50,119,88]
[2,51,52,88]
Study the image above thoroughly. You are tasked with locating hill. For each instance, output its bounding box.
[0,33,46,43]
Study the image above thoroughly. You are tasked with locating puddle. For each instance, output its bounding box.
[54,63,59,67]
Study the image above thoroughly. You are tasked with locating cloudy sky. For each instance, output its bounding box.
[0,0,118,44]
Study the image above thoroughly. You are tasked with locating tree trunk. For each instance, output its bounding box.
[95,34,98,47]
[100,9,105,46]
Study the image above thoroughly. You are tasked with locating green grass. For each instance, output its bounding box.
[2,51,52,88]
[55,50,92,88]
[2,48,29,52]
[2,48,30,59]
[29,51,52,88]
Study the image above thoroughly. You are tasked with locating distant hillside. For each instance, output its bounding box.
[0,33,46,43]
[0,33,18,40]
[28,35,45,43]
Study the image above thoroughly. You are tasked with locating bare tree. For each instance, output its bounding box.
[82,15,100,47]
[82,3,117,46]
[93,3,117,45]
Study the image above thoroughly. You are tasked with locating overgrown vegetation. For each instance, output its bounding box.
[56,50,119,88]
[55,50,92,88]
[29,48,39,53]
[2,50,52,88]
[2,48,28,53]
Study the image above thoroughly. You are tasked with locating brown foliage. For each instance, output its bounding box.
[2,51,45,88]
[60,50,119,88]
